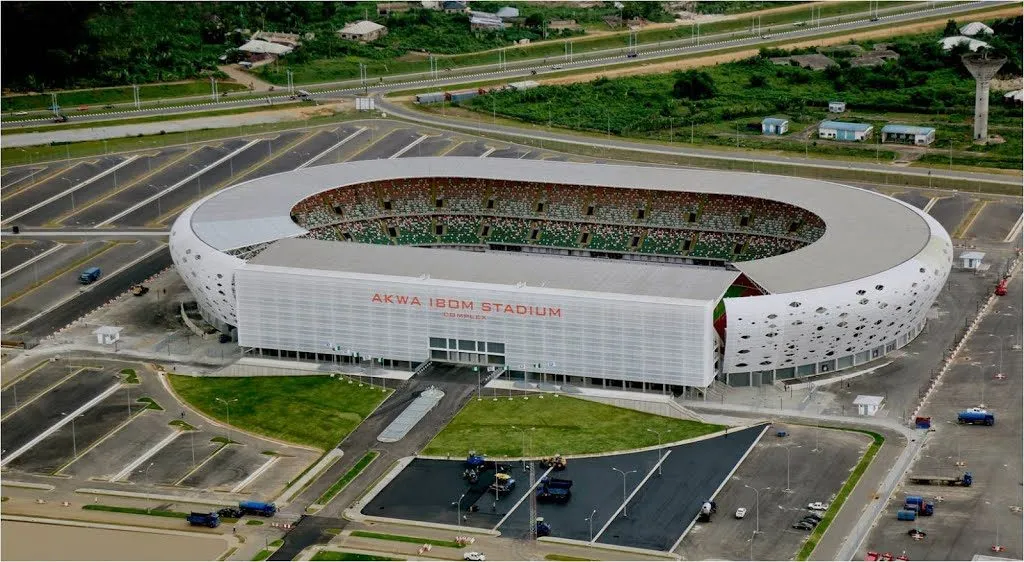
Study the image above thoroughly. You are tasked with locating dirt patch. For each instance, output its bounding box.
[1,520,229,561]
[539,7,1022,85]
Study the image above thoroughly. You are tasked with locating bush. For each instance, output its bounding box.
[671,70,716,100]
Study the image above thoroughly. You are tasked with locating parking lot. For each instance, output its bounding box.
[0,355,318,501]
[677,424,873,560]
[861,273,1023,561]
[362,425,765,552]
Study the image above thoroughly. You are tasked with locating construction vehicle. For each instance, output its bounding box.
[217,507,243,518]
[239,500,277,517]
[130,283,150,296]
[995,278,1008,296]
[697,500,717,522]
[78,267,101,284]
[187,511,221,527]
[535,517,551,537]
[535,477,572,503]
[907,471,973,487]
[462,467,480,484]
[540,454,567,471]
[466,452,486,469]
[489,472,517,496]
[903,496,934,516]
[958,409,995,425]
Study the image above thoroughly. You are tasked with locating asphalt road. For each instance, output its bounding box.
[1,240,110,303]
[178,444,270,490]
[0,239,57,272]
[61,411,175,480]
[893,192,930,210]
[929,194,977,235]
[447,141,491,157]
[0,361,88,418]
[349,129,422,161]
[968,201,1023,241]
[2,156,125,220]
[133,429,222,486]
[1,165,53,192]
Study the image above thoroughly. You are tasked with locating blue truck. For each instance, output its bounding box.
[903,496,934,516]
[957,409,995,426]
[536,477,572,504]
[908,471,973,487]
[187,511,220,527]
[78,267,101,284]
[239,500,277,517]
[896,509,917,521]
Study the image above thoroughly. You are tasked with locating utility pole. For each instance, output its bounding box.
[133,84,141,110]
[528,460,538,539]
[210,76,218,102]
[51,92,59,117]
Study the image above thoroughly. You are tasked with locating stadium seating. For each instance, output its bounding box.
[291,177,826,262]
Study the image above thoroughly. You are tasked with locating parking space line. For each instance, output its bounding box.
[98,139,260,226]
[592,450,672,543]
[56,401,150,475]
[921,197,939,213]
[389,135,427,159]
[2,156,139,225]
[1,240,122,308]
[0,366,87,421]
[1,243,65,279]
[111,431,180,482]
[1,165,75,202]
[298,127,367,169]
[174,443,229,486]
[492,465,554,530]
[0,383,121,467]
[479,148,495,158]
[6,243,165,332]
[1004,213,1023,243]
[438,141,466,156]
[56,146,203,225]
[230,455,280,493]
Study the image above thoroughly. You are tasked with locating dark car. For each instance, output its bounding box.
[217,507,243,518]
[792,521,814,531]
[803,514,823,523]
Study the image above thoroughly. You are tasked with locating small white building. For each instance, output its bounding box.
[338,20,388,42]
[819,120,873,142]
[881,124,936,146]
[828,101,846,113]
[761,117,789,135]
[237,39,294,57]
[960,22,994,36]
[496,6,519,19]
[93,326,123,346]
[959,251,986,270]
[938,36,990,52]
[853,395,884,416]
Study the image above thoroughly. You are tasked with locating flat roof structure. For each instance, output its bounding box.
[882,124,936,135]
[820,121,873,133]
[246,238,741,303]
[188,158,932,294]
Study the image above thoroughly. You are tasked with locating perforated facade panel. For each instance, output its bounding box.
[234,266,717,387]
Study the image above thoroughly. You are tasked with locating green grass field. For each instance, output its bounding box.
[1,82,250,113]
[168,375,390,450]
[423,395,725,457]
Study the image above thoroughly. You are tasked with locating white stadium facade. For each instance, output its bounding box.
[170,158,952,392]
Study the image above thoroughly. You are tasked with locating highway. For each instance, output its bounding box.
[1,0,1005,131]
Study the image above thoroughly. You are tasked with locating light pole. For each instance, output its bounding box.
[188,164,204,198]
[749,529,757,560]
[781,445,802,492]
[612,467,637,517]
[743,484,769,534]
[585,508,597,542]
[62,412,83,458]
[646,428,668,475]
[456,492,467,528]
[215,397,238,441]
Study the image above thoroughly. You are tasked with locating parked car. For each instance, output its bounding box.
[463,553,486,561]
[803,513,823,523]
[807,502,830,511]
[735,507,747,519]
[792,521,815,531]
[800,517,820,527]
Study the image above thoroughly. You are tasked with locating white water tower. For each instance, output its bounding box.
[961,53,1006,142]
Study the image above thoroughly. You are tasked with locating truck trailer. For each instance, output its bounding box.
[906,471,973,487]
[957,409,995,425]
[239,500,277,517]
[536,477,572,503]
[187,511,220,527]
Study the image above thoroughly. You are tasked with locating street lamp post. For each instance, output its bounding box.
[782,445,802,493]
[456,492,467,528]
[743,484,769,534]
[585,508,597,542]
[215,397,238,441]
[611,467,637,517]
[646,428,668,475]
[62,412,83,458]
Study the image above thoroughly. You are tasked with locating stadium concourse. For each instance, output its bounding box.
[170,158,953,395]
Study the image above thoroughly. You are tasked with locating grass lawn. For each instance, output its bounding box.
[349,531,460,549]
[1,81,249,113]
[316,451,379,506]
[311,552,401,561]
[545,556,593,561]
[797,428,884,560]
[423,395,725,457]
[82,504,188,519]
[168,375,390,450]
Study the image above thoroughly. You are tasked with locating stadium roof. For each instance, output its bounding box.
[189,158,934,294]
[245,238,741,303]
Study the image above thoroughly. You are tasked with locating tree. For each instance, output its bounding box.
[749,74,766,87]
[942,19,959,37]
[671,70,716,100]
[525,14,543,28]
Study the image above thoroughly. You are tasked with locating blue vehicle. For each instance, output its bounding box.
[536,477,573,504]
[957,409,995,426]
[78,267,101,284]
[239,500,276,517]
[187,511,220,527]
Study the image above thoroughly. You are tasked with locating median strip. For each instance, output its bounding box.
[315,451,379,507]
[2,156,139,224]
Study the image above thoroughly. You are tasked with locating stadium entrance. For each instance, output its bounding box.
[428,337,505,366]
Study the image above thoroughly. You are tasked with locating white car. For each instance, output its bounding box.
[807,502,829,511]
[464,552,486,562]
[735,507,747,519]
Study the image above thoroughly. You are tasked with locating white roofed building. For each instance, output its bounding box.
[338,20,388,42]
[959,22,994,36]
[938,36,991,52]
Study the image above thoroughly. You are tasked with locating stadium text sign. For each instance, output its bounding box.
[370,293,562,318]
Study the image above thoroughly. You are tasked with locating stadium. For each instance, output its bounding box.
[170,158,952,393]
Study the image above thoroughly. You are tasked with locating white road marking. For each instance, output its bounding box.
[388,135,427,159]
[297,128,366,169]
[479,148,495,158]
[111,431,180,482]
[2,156,139,224]
[1,243,65,279]
[230,456,280,493]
